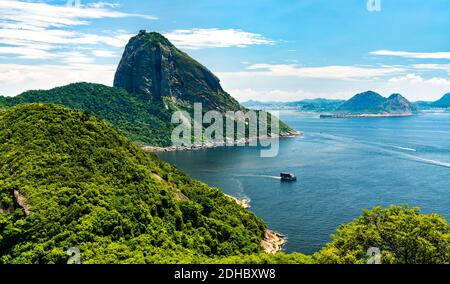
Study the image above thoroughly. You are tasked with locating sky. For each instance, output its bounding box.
[0,0,449,102]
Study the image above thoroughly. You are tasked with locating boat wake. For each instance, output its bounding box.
[390,145,417,152]
[401,154,450,168]
[234,174,282,180]
[315,132,449,169]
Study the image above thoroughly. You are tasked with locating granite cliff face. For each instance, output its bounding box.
[114,31,242,112]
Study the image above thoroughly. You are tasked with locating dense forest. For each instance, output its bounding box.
[0,104,449,264]
[0,83,175,146]
[0,104,269,263]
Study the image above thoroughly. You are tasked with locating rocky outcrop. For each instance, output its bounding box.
[14,190,31,216]
[0,189,32,216]
[114,31,242,113]
[261,230,286,254]
[224,194,251,209]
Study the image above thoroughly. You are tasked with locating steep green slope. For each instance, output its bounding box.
[0,104,272,264]
[0,83,174,146]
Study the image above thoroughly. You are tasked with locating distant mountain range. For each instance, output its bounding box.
[243,91,418,115]
[415,93,450,109]
[244,90,450,116]
[242,98,345,112]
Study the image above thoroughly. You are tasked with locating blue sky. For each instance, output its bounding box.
[1,0,449,101]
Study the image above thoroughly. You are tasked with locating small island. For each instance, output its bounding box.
[320,91,417,118]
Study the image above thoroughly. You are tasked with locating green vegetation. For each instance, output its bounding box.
[1,105,448,264]
[315,205,450,264]
[0,83,175,146]
[0,104,271,264]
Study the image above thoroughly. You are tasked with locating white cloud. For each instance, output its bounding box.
[0,1,144,68]
[383,73,450,101]
[0,29,133,48]
[86,2,121,9]
[0,63,116,96]
[163,28,274,49]
[218,64,404,80]
[0,46,56,59]
[0,0,157,30]
[412,64,450,76]
[389,73,450,86]
[370,50,450,60]
[92,49,117,58]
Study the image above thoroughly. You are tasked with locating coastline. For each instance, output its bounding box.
[225,194,286,253]
[145,131,297,254]
[224,194,251,209]
[261,229,287,254]
[142,130,302,152]
[320,113,414,119]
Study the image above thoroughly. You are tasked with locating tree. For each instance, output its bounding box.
[314,205,450,264]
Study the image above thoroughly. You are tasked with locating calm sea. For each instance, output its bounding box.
[157,111,450,254]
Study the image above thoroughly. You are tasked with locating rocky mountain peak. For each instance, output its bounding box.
[113,31,242,112]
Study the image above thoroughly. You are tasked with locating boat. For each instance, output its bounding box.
[280,172,297,182]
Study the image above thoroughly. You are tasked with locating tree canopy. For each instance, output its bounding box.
[315,205,450,264]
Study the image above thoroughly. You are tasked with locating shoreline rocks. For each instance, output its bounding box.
[261,230,287,254]
[142,131,302,153]
[224,194,251,209]
[225,194,286,253]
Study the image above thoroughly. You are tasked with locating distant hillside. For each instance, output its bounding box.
[431,93,450,108]
[0,104,312,264]
[414,101,433,109]
[413,93,450,110]
[243,98,344,112]
[334,91,417,115]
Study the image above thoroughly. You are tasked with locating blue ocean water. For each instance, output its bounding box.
[157,111,450,255]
